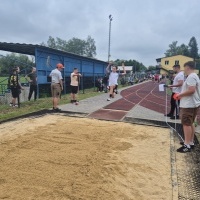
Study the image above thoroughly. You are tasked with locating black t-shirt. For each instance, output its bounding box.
[8,73,19,89]
[103,76,109,84]
[28,72,37,85]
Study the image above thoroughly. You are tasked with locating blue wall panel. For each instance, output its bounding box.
[35,47,107,85]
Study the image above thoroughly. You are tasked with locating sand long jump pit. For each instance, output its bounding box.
[0,115,173,200]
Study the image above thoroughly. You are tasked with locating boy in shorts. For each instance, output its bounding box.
[70,68,82,104]
[8,66,23,107]
[174,61,200,153]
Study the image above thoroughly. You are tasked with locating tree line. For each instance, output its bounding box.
[41,35,97,58]
[165,36,199,59]
[0,35,147,75]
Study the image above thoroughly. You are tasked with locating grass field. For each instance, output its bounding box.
[0,76,27,84]
[0,88,104,122]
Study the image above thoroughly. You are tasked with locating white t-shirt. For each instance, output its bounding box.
[70,73,78,86]
[49,69,63,84]
[172,71,184,93]
[180,73,200,108]
[109,72,119,86]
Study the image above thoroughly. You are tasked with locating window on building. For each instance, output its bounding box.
[165,60,169,65]
[175,60,179,65]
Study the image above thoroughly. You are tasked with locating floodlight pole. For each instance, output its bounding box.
[108,15,113,62]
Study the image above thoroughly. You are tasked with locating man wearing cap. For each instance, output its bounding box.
[49,63,64,112]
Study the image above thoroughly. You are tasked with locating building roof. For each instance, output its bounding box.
[0,42,107,64]
[156,54,193,63]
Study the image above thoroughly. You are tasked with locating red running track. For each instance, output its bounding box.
[89,81,171,121]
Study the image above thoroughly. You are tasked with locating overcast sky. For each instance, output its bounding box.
[0,0,200,66]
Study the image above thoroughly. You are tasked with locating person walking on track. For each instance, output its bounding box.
[25,67,37,101]
[8,66,23,107]
[174,61,200,153]
[70,68,82,105]
[106,62,126,101]
[49,63,64,112]
[165,64,184,119]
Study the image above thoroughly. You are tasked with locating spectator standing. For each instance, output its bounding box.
[49,63,64,112]
[70,68,82,104]
[165,65,184,119]
[174,61,200,153]
[8,66,23,107]
[25,67,37,101]
[102,74,109,93]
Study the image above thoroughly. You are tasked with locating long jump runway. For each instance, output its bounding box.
[89,81,169,121]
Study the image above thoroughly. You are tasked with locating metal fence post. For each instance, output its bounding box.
[82,72,84,94]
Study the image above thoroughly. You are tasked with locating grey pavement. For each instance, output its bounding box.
[58,85,133,114]
[126,104,181,124]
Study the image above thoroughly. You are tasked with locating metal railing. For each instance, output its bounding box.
[0,84,9,95]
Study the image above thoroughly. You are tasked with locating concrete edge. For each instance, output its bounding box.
[170,129,179,200]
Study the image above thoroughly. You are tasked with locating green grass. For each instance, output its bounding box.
[0,88,101,122]
[0,76,27,84]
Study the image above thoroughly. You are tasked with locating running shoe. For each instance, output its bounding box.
[9,103,13,107]
[170,116,179,120]
[177,145,191,153]
[180,142,195,149]
[53,108,61,112]
[107,98,111,101]
[164,113,173,117]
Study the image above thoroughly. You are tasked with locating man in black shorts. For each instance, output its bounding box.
[8,66,23,107]
[70,68,82,104]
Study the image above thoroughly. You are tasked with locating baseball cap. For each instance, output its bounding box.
[57,63,64,69]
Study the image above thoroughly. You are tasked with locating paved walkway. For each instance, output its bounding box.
[59,81,181,124]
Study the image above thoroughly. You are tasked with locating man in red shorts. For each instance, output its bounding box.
[174,61,200,153]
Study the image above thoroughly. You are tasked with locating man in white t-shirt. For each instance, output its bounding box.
[49,63,64,112]
[166,65,184,119]
[174,61,200,153]
[106,62,126,101]
[70,68,82,105]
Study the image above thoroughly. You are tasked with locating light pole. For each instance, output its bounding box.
[108,15,113,62]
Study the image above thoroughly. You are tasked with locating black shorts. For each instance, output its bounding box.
[71,86,78,94]
[11,88,20,98]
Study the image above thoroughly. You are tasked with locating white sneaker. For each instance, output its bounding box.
[9,103,13,107]
[107,98,111,101]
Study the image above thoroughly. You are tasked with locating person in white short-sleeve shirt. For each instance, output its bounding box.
[106,62,126,101]
[174,61,200,153]
[49,63,64,112]
[166,65,184,119]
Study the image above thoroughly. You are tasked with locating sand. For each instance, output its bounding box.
[0,115,172,200]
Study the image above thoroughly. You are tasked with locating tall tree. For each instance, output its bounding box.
[165,41,179,57]
[47,36,57,49]
[85,36,96,57]
[42,35,97,58]
[66,37,86,56]
[0,53,34,75]
[177,44,190,56]
[188,36,199,59]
